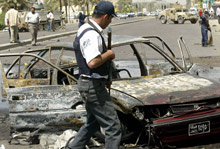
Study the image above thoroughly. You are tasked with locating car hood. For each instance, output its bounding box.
[111,73,220,106]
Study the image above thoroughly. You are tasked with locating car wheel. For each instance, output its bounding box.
[94,112,141,143]
[178,16,184,24]
[190,19,197,24]
[161,16,167,24]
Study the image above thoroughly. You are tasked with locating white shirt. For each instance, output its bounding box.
[216,7,220,16]
[25,12,40,23]
[5,11,9,25]
[77,19,108,78]
[7,8,19,26]
[48,12,54,19]
[47,13,50,19]
[77,19,104,64]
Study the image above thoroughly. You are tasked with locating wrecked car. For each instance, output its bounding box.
[1,35,220,148]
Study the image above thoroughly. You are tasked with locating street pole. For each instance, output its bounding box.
[59,0,62,13]
[68,0,70,23]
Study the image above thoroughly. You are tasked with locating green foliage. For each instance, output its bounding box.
[0,0,30,11]
[117,0,133,13]
[0,11,6,30]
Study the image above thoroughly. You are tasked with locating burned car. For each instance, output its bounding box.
[1,35,220,148]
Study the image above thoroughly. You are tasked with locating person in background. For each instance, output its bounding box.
[67,1,121,149]
[199,9,203,16]
[48,10,55,31]
[46,11,50,31]
[7,4,20,43]
[200,11,211,47]
[4,7,19,41]
[78,12,87,28]
[216,6,220,24]
[25,7,40,46]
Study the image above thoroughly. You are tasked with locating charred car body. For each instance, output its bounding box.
[1,35,220,148]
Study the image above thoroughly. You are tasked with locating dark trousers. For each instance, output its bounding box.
[218,15,220,24]
[68,76,121,149]
[201,25,208,46]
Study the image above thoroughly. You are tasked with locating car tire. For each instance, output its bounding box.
[161,16,167,24]
[190,19,197,24]
[178,16,184,24]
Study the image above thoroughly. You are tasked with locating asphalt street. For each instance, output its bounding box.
[1,17,220,60]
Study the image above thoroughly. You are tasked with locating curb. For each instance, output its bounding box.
[0,18,149,51]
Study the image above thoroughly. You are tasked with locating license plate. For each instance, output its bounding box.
[188,121,210,136]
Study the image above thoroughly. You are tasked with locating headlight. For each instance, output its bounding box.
[133,107,145,120]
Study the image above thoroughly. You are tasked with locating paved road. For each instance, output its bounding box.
[2,17,220,59]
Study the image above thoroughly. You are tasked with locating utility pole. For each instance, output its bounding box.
[59,0,62,12]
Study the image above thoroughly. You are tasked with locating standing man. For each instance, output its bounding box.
[200,11,210,47]
[78,12,87,28]
[25,7,40,46]
[7,4,19,43]
[5,7,20,42]
[48,10,55,32]
[67,1,121,149]
[216,6,220,24]
[46,11,50,31]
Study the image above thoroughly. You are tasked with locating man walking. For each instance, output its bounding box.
[5,7,20,42]
[46,11,50,31]
[216,6,220,24]
[48,10,55,32]
[7,4,19,43]
[67,1,121,149]
[78,12,87,28]
[25,7,40,46]
[200,11,210,47]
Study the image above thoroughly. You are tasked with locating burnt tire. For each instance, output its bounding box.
[190,19,197,24]
[161,16,167,24]
[94,112,142,144]
[178,16,184,24]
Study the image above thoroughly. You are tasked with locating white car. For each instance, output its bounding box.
[117,13,128,19]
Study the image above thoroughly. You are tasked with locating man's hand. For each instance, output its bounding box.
[88,49,115,69]
[106,49,115,60]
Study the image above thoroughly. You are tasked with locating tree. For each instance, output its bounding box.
[72,0,101,15]
[0,0,30,11]
[117,0,132,12]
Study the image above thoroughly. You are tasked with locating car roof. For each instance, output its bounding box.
[45,35,150,50]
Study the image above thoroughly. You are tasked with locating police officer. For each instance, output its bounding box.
[67,1,121,149]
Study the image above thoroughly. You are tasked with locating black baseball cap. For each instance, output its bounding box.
[93,1,117,17]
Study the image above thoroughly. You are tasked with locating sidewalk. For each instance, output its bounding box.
[0,17,149,51]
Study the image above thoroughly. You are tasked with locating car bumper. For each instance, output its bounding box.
[151,107,220,144]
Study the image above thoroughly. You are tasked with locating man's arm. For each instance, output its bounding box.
[24,13,29,28]
[88,50,115,69]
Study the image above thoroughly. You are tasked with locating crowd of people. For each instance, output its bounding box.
[4,4,57,46]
